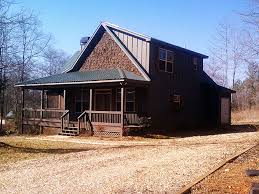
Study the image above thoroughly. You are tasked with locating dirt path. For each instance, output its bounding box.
[0,132,258,194]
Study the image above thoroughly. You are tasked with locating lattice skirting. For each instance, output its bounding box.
[93,130,121,137]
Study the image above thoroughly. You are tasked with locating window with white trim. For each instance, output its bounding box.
[159,48,174,73]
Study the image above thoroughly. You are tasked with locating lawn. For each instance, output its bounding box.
[0,136,96,165]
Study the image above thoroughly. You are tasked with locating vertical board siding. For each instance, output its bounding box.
[137,39,142,64]
[112,29,150,72]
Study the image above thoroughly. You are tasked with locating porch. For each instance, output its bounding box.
[21,85,149,137]
[17,69,150,137]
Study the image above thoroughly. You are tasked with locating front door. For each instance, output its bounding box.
[95,89,112,111]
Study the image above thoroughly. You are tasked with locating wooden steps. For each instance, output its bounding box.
[59,125,79,136]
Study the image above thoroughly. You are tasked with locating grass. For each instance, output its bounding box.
[232,108,259,125]
[0,136,96,165]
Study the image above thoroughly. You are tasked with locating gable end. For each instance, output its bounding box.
[79,31,142,76]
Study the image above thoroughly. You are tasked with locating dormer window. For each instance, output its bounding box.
[193,57,198,70]
[159,48,174,73]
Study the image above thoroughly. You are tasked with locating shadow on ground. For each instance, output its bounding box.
[130,124,259,139]
[0,142,144,155]
[0,142,93,154]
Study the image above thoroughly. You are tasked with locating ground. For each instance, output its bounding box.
[0,131,258,194]
[191,144,259,194]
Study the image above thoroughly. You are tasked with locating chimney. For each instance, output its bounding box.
[80,37,90,51]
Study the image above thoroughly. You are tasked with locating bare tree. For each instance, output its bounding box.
[207,22,232,87]
[40,46,69,76]
[240,0,259,56]
[13,11,51,82]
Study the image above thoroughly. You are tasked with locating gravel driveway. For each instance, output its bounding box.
[0,132,258,194]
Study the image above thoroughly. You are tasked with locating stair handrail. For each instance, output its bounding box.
[61,110,69,130]
[77,110,88,133]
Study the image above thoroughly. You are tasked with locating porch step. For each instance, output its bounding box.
[59,126,79,136]
[66,126,78,129]
[62,129,79,133]
[58,132,78,136]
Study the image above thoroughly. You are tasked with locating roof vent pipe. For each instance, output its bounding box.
[80,37,90,51]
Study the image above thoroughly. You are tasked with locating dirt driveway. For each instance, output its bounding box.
[0,132,258,194]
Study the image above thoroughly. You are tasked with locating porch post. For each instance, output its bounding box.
[40,90,44,114]
[40,90,44,134]
[120,86,125,136]
[63,89,66,110]
[21,88,24,134]
[89,89,92,121]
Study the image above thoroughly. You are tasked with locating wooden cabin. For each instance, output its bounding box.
[16,22,235,137]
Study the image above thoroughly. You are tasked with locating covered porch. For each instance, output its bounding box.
[18,69,150,137]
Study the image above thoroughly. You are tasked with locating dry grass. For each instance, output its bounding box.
[0,136,97,165]
[232,108,259,125]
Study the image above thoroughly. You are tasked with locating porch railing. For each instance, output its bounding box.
[61,110,69,130]
[85,111,139,125]
[78,110,89,132]
[124,113,139,125]
[23,108,67,121]
[87,111,121,124]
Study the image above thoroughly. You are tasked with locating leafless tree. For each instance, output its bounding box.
[13,11,51,82]
[40,46,69,76]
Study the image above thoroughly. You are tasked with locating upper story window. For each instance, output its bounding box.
[159,48,174,73]
[193,57,198,70]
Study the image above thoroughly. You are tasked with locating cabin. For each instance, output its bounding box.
[16,22,235,137]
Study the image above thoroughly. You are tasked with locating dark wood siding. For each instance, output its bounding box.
[147,41,203,131]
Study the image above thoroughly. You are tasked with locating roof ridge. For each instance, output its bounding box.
[102,22,151,41]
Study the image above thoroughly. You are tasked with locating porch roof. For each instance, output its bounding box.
[16,68,149,87]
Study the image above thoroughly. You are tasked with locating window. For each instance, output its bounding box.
[173,94,181,111]
[169,93,182,111]
[159,48,174,73]
[193,57,198,70]
[94,89,112,111]
[126,88,135,112]
[116,88,136,112]
[47,92,60,109]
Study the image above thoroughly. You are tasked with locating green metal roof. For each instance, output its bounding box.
[62,51,81,73]
[17,68,148,87]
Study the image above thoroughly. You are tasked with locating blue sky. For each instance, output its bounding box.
[18,0,248,56]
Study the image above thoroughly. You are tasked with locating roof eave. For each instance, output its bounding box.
[15,79,126,88]
[151,38,208,59]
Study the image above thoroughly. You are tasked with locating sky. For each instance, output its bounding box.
[17,0,249,56]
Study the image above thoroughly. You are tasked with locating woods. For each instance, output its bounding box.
[0,0,68,132]
[205,0,259,111]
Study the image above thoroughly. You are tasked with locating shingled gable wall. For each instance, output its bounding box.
[79,31,142,76]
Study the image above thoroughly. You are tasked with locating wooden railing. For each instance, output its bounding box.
[87,111,121,124]
[77,110,89,132]
[23,108,67,120]
[124,113,139,125]
[61,110,69,130]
